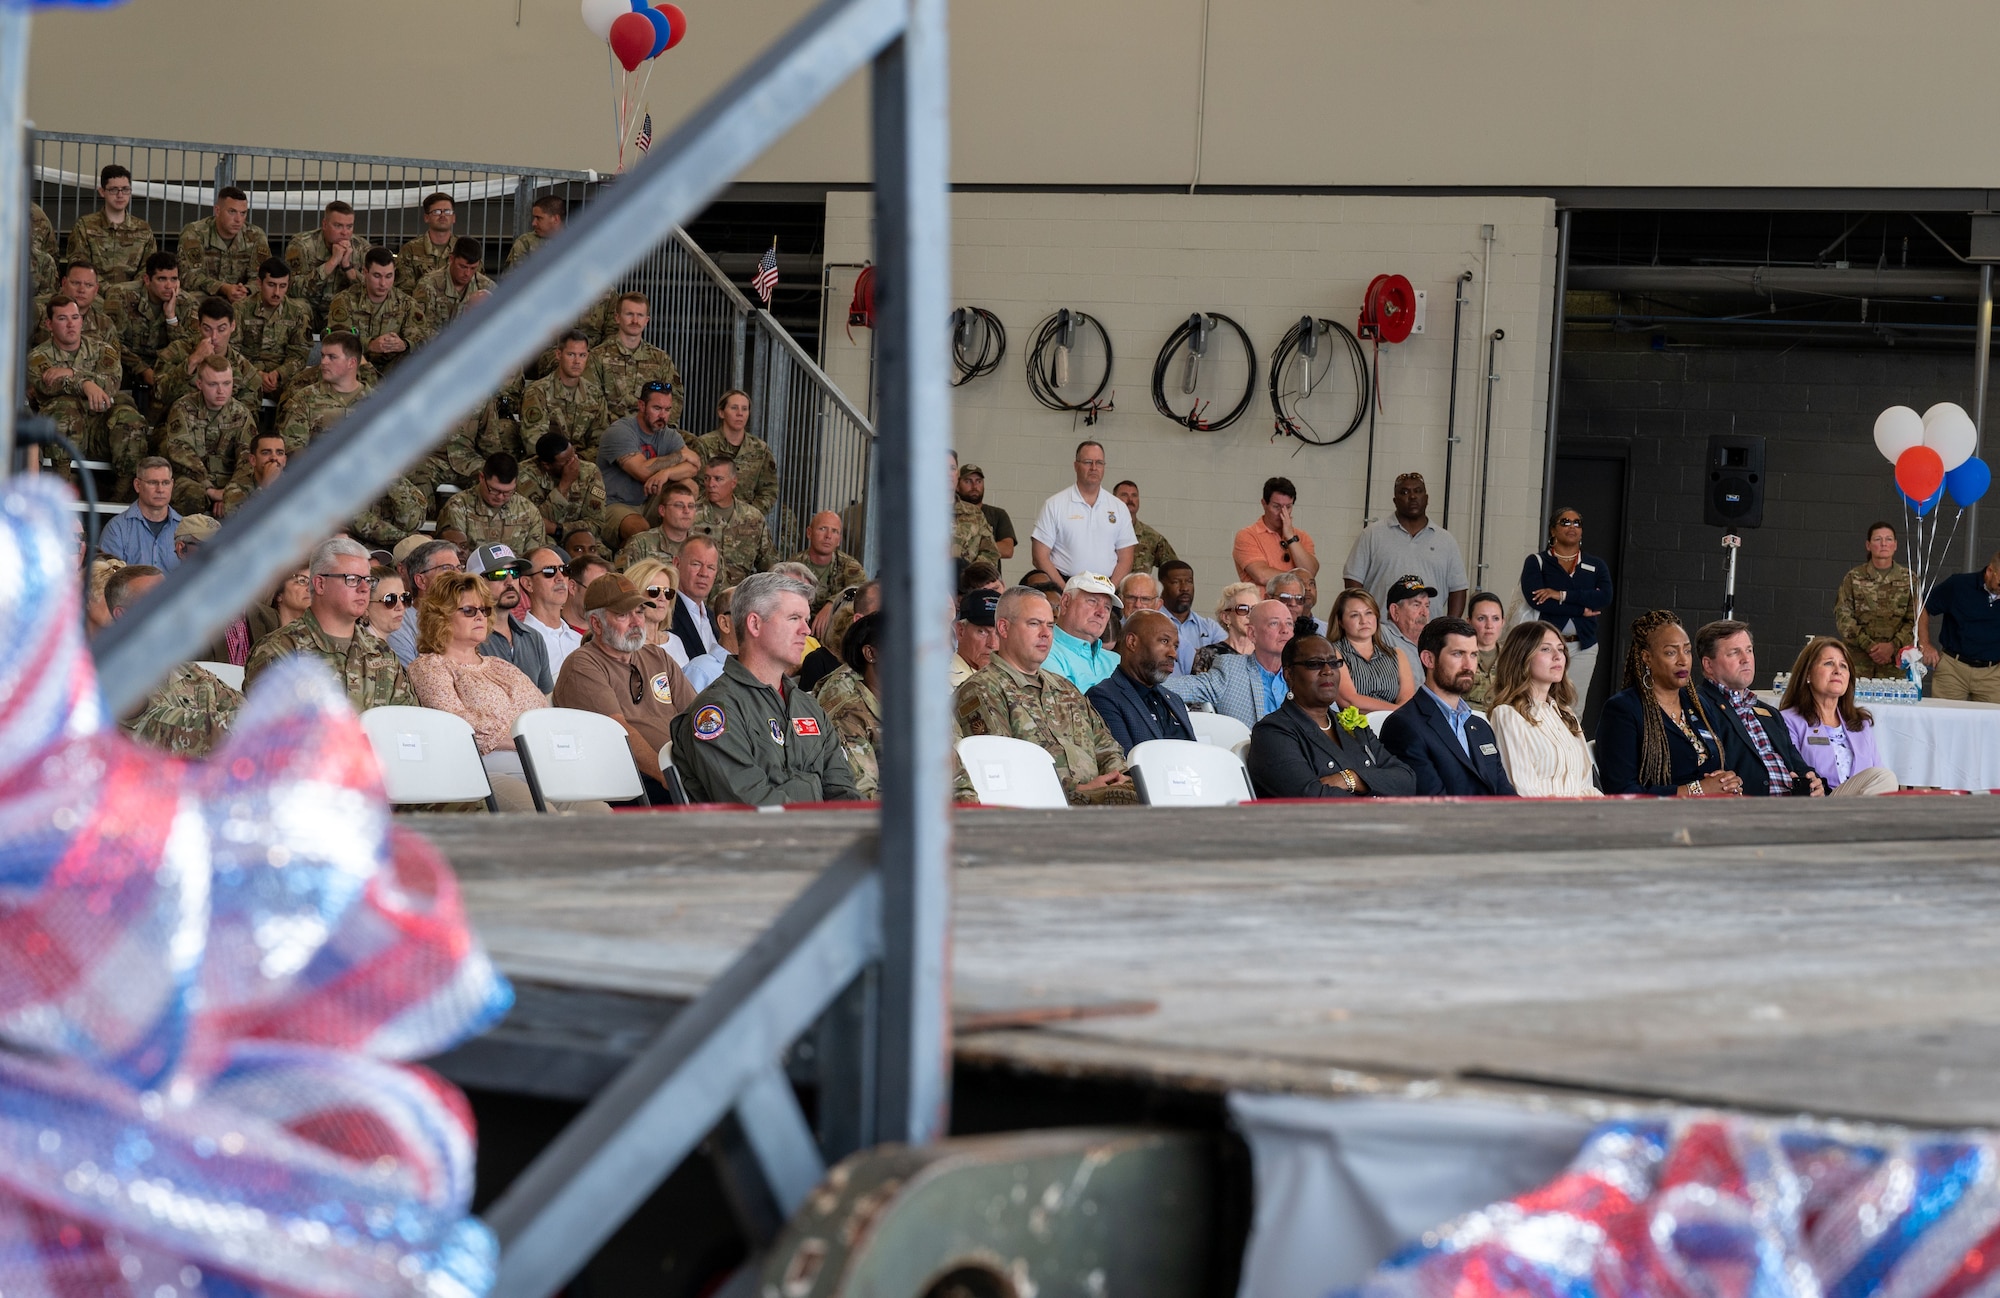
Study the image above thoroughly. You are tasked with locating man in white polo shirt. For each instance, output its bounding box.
[1030,439,1135,585]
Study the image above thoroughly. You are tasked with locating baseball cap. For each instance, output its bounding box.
[1386,574,1439,604]
[959,464,984,478]
[583,573,647,615]
[957,588,999,626]
[1064,571,1122,610]
[391,534,432,566]
[466,542,521,577]
[367,548,394,568]
[174,514,221,543]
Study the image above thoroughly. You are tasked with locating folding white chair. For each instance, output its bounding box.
[195,660,245,691]
[954,735,1068,809]
[1186,710,1252,750]
[360,706,499,812]
[512,707,647,811]
[1364,709,1397,733]
[1128,739,1256,806]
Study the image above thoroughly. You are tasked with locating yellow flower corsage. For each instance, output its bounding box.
[1337,706,1369,733]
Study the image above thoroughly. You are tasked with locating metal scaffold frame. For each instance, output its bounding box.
[1,0,953,1291]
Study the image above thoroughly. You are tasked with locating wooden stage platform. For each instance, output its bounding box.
[421,797,2000,1129]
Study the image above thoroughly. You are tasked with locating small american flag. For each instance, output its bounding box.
[634,113,652,155]
[752,244,778,305]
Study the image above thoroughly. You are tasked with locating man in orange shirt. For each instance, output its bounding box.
[1233,475,1320,585]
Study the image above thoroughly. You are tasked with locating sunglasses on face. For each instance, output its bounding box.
[1275,594,1306,606]
[376,592,412,608]
[1556,518,1582,528]
[1293,657,1342,672]
[528,565,565,580]
[457,605,492,619]
[1227,604,1253,616]
[485,566,524,581]
[643,586,671,599]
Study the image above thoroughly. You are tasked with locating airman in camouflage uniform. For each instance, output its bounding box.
[590,335,680,422]
[27,322,149,496]
[1835,558,1916,679]
[176,208,272,299]
[29,288,119,348]
[245,615,415,713]
[161,381,260,516]
[68,209,157,287]
[30,202,55,265]
[286,225,373,329]
[408,386,525,502]
[614,527,689,570]
[31,245,56,298]
[953,497,1000,568]
[437,479,547,558]
[518,452,607,548]
[108,270,200,383]
[397,233,456,292]
[349,476,430,551]
[953,655,1131,805]
[327,280,429,372]
[793,549,866,612]
[695,498,774,587]
[276,378,369,453]
[124,662,243,758]
[1130,519,1179,574]
[691,428,779,514]
[152,337,258,422]
[414,260,495,331]
[813,663,881,799]
[520,363,612,462]
[504,228,547,270]
[236,280,315,397]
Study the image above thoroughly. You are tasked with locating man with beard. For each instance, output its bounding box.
[957,463,1014,561]
[1158,559,1225,676]
[1086,611,1195,753]
[553,573,696,802]
[1380,616,1516,797]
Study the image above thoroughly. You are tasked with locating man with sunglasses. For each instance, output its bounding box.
[388,539,463,666]
[245,537,415,711]
[516,546,581,679]
[467,544,553,693]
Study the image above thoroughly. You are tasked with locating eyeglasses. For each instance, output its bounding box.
[376,592,412,608]
[324,573,376,589]
[1293,657,1342,672]
[101,185,132,195]
[421,561,462,578]
[286,573,311,586]
[456,605,493,619]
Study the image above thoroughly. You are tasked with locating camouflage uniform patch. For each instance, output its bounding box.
[107,284,201,381]
[813,664,882,799]
[176,217,272,297]
[396,234,457,292]
[276,381,369,454]
[589,337,681,424]
[952,657,1130,804]
[791,550,866,611]
[413,265,496,332]
[68,210,158,287]
[124,662,243,758]
[26,336,148,494]
[690,428,779,515]
[327,284,429,371]
[613,528,689,570]
[1130,519,1179,574]
[285,229,374,329]
[517,456,607,547]
[244,615,415,713]
[695,499,774,587]
[953,497,1000,568]
[234,293,316,396]
[161,393,260,516]
[349,476,430,550]
[437,489,547,558]
[150,340,258,425]
[520,372,612,462]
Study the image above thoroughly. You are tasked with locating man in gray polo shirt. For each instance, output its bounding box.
[1343,471,1468,617]
[597,380,699,545]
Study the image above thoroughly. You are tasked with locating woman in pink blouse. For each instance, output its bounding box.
[408,571,553,812]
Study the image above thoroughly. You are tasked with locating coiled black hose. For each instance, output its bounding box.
[950,307,1006,387]
[1150,312,1255,431]
[1025,309,1113,412]
[1267,315,1369,446]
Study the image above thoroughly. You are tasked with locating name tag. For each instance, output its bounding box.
[1479,743,1498,756]
[1753,706,1774,717]
[1807,736,1832,746]
[1579,562,1595,572]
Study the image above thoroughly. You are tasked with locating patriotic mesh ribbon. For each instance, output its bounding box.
[1346,1113,2000,1298]
[0,479,512,1298]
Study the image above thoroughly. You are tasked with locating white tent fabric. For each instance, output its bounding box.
[1229,1093,1594,1298]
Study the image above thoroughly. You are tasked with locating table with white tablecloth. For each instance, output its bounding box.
[1759,693,2000,791]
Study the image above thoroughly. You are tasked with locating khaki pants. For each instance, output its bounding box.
[1566,642,1599,699]
[1831,765,1899,797]
[1931,654,2000,703]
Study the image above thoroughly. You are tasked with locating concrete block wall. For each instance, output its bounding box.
[820,191,1558,613]
[1560,345,1987,676]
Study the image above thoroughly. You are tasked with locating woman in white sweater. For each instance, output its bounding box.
[1488,620,1603,797]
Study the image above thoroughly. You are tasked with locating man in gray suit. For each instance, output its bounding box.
[1162,599,1295,728]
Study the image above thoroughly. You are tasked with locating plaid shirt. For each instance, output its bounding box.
[1723,686,1793,792]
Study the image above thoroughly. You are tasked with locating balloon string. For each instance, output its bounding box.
[607,45,622,164]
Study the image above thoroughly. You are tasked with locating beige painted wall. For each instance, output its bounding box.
[27,1,2000,188]
[820,191,1558,610]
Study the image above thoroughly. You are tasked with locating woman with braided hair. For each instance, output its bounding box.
[1595,609,1743,797]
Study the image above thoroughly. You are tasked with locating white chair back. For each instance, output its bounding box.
[512,707,646,810]
[1128,739,1256,806]
[196,660,245,691]
[1363,709,1397,733]
[360,706,497,809]
[954,735,1068,809]
[1186,710,1253,750]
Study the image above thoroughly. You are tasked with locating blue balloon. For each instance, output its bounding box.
[1947,456,1992,508]
[642,5,671,57]
[1902,482,1946,516]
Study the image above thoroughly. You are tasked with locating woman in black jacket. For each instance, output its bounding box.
[1519,505,1613,695]
[1245,635,1418,798]
[1596,609,1742,797]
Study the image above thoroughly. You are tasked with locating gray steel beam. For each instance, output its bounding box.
[484,848,884,1298]
[0,6,31,475]
[869,0,955,1148]
[90,0,909,717]
[733,1063,829,1217]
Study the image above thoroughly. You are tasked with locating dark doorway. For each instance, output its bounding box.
[1551,442,1628,734]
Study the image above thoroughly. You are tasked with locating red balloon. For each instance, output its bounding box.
[658,3,687,49]
[1896,444,1946,502]
[609,11,653,71]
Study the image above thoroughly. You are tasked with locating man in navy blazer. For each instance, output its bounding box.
[1088,611,1198,752]
[1380,615,1518,797]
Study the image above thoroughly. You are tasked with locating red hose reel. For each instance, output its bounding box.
[1358,273,1418,344]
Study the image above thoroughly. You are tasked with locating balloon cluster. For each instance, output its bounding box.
[583,0,687,71]
[1874,402,1989,515]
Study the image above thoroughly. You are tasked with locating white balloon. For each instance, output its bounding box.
[1873,405,1924,463]
[580,0,632,40]
[1924,404,1979,471]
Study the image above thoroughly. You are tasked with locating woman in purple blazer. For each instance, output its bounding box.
[1777,636,1900,796]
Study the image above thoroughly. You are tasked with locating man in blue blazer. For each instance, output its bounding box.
[1162,598,1295,728]
[1088,611,1197,752]
[1381,616,1518,797]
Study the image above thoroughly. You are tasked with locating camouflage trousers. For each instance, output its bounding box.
[40,394,150,502]
[1071,782,1141,807]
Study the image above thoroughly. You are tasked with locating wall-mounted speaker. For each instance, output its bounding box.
[1704,434,1765,530]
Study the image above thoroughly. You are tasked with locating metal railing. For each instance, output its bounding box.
[55,0,951,1295]
[29,133,876,554]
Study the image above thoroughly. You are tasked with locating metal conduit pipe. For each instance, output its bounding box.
[1566,264,1982,301]
[1540,211,1571,547]
[1441,271,1473,533]
[1474,329,1504,585]
[1974,263,1993,568]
